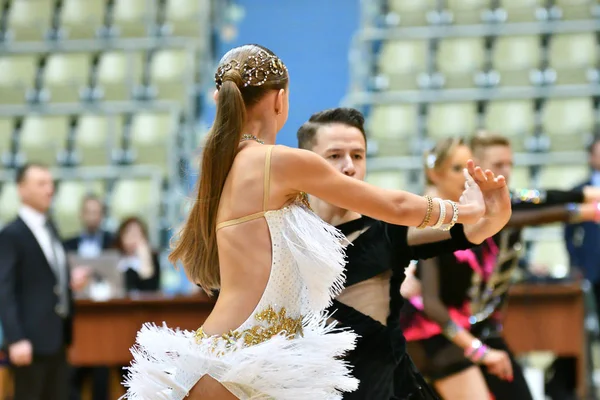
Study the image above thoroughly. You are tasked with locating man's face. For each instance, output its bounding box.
[475,145,513,185]
[18,166,54,213]
[81,199,104,232]
[310,123,367,181]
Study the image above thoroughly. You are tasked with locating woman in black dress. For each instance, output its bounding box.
[402,133,600,399]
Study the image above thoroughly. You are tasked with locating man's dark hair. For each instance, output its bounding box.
[15,163,48,184]
[297,107,367,150]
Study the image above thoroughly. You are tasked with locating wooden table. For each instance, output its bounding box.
[69,293,215,366]
[503,282,587,399]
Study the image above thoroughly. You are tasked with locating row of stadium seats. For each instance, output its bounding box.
[0,112,176,174]
[0,177,160,237]
[367,165,589,193]
[386,0,598,26]
[378,33,598,89]
[368,98,597,154]
[1,0,209,42]
[0,48,194,104]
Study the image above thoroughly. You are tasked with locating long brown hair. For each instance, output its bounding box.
[169,44,288,292]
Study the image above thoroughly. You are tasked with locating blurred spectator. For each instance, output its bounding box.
[64,195,114,258]
[0,163,88,400]
[115,217,161,294]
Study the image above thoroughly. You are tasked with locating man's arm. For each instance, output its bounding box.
[0,229,25,345]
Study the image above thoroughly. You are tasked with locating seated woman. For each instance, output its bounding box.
[114,217,161,294]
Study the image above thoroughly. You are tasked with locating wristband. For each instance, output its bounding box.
[432,198,445,229]
[441,200,458,231]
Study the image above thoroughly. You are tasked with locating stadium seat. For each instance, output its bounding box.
[554,0,596,20]
[60,0,105,39]
[378,40,429,90]
[537,165,589,190]
[74,114,124,166]
[163,0,210,38]
[148,49,193,102]
[437,37,486,88]
[510,166,531,189]
[0,55,38,105]
[0,183,19,225]
[530,232,570,274]
[547,33,598,85]
[95,51,145,101]
[491,36,542,86]
[444,0,493,25]
[19,115,70,165]
[5,0,54,42]
[541,98,594,152]
[129,112,174,175]
[53,180,105,237]
[42,53,92,103]
[427,102,479,138]
[387,0,438,26]
[110,178,159,228]
[484,100,536,152]
[366,171,409,191]
[368,104,419,156]
[0,118,14,163]
[498,0,547,22]
[111,0,157,38]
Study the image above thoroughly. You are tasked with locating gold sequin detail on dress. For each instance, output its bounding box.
[195,305,304,352]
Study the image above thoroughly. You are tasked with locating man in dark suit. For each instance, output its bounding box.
[64,194,113,257]
[0,163,77,400]
[551,137,600,400]
[565,136,600,296]
[64,194,113,400]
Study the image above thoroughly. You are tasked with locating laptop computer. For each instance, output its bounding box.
[68,250,125,299]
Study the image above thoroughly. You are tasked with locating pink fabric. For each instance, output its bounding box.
[404,238,500,342]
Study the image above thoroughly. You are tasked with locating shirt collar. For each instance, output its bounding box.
[18,204,48,228]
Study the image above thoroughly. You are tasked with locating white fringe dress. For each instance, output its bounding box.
[121,199,359,399]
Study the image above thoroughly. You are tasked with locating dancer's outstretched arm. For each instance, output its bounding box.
[276,147,503,228]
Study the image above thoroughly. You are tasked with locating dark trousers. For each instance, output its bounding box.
[70,366,110,400]
[13,348,69,400]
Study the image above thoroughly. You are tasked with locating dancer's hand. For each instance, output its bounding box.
[400,263,421,298]
[457,170,486,225]
[466,160,511,221]
[482,348,513,382]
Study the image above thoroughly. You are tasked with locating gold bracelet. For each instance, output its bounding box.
[417,195,434,229]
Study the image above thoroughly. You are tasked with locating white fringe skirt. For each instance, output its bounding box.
[121,314,359,400]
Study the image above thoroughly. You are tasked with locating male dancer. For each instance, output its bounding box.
[297,108,512,399]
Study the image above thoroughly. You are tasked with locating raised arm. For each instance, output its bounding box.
[275,146,485,227]
[0,230,25,345]
[509,187,597,211]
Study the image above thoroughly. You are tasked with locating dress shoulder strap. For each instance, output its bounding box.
[263,145,274,211]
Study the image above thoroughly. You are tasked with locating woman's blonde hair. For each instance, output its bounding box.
[423,137,466,185]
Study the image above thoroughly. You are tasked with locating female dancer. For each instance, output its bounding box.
[296,108,512,400]
[121,45,500,400]
[402,135,600,400]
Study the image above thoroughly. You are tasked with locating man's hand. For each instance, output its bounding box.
[8,339,32,366]
[71,266,91,292]
[400,263,422,298]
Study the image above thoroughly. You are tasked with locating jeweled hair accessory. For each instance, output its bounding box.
[426,153,437,169]
[215,51,288,90]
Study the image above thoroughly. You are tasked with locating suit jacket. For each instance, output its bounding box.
[0,217,74,355]
[63,230,114,253]
[564,180,600,283]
